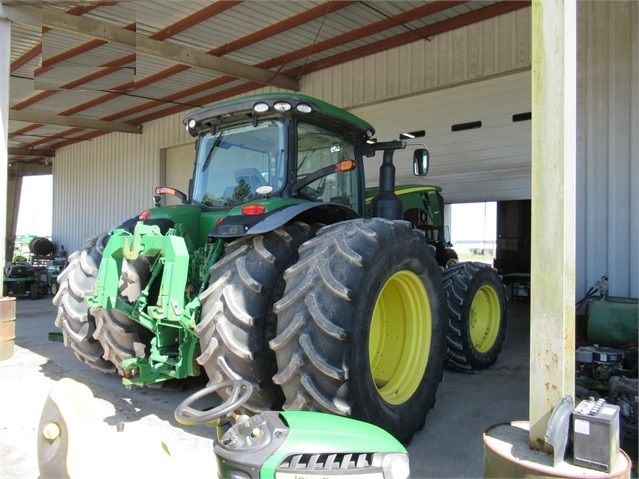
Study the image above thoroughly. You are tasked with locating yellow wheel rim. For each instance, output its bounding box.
[369,271,431,405]
[469,285,501,353]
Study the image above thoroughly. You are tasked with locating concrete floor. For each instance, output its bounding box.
[1,297,531,478]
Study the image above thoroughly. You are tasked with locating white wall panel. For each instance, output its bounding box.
[576,1,638,297]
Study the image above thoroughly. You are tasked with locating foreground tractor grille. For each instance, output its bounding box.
[278,452,376,472]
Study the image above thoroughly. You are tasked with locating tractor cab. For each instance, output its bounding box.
[182,94,376,234]
[182,93,431,238]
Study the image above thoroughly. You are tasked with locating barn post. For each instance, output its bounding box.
[1,10,11,285]
[1,8,18,362]
[529,0,577,448]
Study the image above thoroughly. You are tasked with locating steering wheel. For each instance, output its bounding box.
[174,380,253,426]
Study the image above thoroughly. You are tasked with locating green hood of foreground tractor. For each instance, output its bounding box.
[260,411,408,478]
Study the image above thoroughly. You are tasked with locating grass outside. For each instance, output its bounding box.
[457,252,494,265]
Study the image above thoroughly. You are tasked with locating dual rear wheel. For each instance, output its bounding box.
[269,218,447,443]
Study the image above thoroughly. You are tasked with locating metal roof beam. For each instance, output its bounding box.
[8,147,55,157]
[41,8,300,91]
[0,4,41,31]
[9,110,142,134]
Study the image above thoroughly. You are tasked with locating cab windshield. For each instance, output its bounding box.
[192,119,285,208]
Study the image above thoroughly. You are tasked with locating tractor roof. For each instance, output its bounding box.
[183,93,375,141]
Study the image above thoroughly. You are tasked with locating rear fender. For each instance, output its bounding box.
[218,202,359,237]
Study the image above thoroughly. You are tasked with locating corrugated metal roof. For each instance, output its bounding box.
[5,0,530,163]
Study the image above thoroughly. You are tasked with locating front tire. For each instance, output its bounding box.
[443,262,508,371]
[271,218,447,443]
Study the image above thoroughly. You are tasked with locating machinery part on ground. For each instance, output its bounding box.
[37,378,217,479]
[52,235,115,374]
[175,379,253,427]
[609,375,638,450]
[576,346,624,384]
[196,222,314,413]
[271,218,447,444]
[38,377,97,479]
[443,261,508,371]
[575,345,638,454]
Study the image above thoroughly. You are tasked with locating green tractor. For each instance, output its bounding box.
[53,93,506,443]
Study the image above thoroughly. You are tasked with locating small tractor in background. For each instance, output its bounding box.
[3,259,43,299]
[53,93,507,443]
[3,237,59,299]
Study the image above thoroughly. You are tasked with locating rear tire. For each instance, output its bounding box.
[443,262,508,371]
[271,219,447,443]
[196,222,314,413]
[52,235,115,373]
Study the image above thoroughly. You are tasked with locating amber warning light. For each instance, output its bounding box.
[336,160,356,172]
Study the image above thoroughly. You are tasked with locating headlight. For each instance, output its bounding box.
[376,453,410,479]
[253,102,269,113]
[273,101,292,112]
[296,103,312,113]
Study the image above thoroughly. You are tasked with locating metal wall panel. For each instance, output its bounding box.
[576,1,638,297]
[52,110,192,251]
[301,8,532,108]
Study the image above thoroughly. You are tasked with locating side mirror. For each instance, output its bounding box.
[413,149,429,176]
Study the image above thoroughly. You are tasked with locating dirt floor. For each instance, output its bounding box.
[1,297,534,478]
